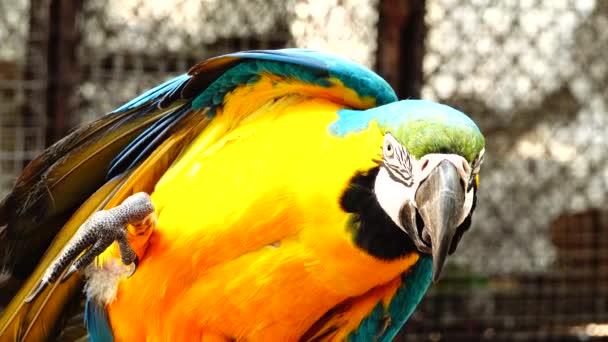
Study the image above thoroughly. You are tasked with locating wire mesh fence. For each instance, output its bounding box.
[76,0,293,125]
[0,0,607,341]
[0,0,47,199]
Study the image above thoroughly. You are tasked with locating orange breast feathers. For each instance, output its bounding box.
[106,96,419,341]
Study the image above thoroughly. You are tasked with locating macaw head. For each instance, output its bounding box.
[335,99,484,282]
[373,100,484,281]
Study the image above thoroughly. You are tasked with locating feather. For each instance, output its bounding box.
[106,103,193,179]
[84,299,112,342]
[300,257,432,342]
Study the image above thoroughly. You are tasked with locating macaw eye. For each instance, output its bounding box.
[383,133,398,159]
[384,141,395,159]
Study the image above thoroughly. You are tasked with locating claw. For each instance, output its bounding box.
[125,255,139,278]
[24,192,155,303]
[23,281,47,303]
[60,265,79,283]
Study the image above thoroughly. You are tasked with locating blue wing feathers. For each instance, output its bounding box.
[111,49,396,122]
[107,104,193,179]
[112,73,191,114]
[113,49,395,116]
[117,73,190,113]
[227,49,329,71]
[218,49,396,105]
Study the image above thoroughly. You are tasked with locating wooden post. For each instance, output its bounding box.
[46,0,83,144]
[376,0,426,99]
[22,0,51,166]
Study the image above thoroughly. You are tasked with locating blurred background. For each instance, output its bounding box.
[1,0,607,340]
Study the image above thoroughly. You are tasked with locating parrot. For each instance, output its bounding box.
[0,49,485,341]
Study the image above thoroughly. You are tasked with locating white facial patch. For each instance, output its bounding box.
[374,167,417,230]
[459,187,475,225]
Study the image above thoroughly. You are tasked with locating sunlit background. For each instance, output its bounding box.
[1,0,607,340]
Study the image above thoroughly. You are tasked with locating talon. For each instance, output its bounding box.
[24,192,155,302]
[126,256,139,278]
[60,264,78,283]
[24,281,48,303]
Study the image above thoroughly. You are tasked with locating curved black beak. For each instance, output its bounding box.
[414,160,465,282]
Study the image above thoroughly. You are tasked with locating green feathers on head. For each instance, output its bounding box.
[385,111,485,163]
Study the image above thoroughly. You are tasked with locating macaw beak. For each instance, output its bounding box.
[414,160,465,282]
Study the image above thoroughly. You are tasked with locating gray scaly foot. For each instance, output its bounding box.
[24,192,155,302]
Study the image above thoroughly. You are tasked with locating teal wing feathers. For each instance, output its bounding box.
[348,256,432,342]
[300,257,433,342]
[84,299,113,342]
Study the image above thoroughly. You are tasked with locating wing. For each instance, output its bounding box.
[0,49,397,341]
[301,257,432,342]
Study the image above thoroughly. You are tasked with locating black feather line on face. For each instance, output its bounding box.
[381,161,414,188]
[339,167,417,260]
[395,143,412,174]
[381,143,414,187]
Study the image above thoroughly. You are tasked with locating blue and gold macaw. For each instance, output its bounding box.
[0,49,485,341]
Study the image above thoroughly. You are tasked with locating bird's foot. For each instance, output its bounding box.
[25,192,155,302]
